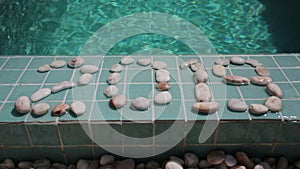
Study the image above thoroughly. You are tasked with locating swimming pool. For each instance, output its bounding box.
[0,0,299,55]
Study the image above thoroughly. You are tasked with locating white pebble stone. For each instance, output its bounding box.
[103,85,119,97]
[30,88,51,102]
[78,73,93,86]
[76,159,90,169]
[213,65,226,77]
[15,96,31,114]
[154,91,172,105]
[227,99,248,112]
[224,75,250,85]
[131,97,150,111]
[50,60,66,68]
[110,95,127,109]
[80,65,99,74]
[254,164,264,169]
[249,104,269,115]
[190,63,205,72]
[51,81,76,93]
[255,66,270,77]
[32,103,50,116]
[71,101,86,115]
[251,76,273,86]
[184,153,199,168]
[100,154,115,166]
[68,57,85,68]
[107,73,121,85]
[266,83,283,98]
[192,102,220,114]
[33,158,51,168]
[225,154,237,167]
[0,159,15,169]
[264,96,282,112]
[38,64,51,73]
[180,59,198,69]
[137,58,152,66]
[207,150,225,165]
[165,161,183,169]
[215,58,230,66]
[152,61,167,70]
[170,156,184,166]
[246,59,263,67]
[110,64,124,72]
[195,83,211,102]
[230,56,245,65]
[18,161,33,169]
[194,69,209,83]
[120,56,135,65]
[156,69,170,82]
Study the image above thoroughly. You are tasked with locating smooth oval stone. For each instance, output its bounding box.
[136,163,146,169]
[251,76,273,86]
[207,150,225,165]
[88,160,99,169]
[294,160,300,168]
[146,160,160,169]
[195,83,211,102]
[170,156,184,166]
[115,159,135,169]
[252,157,262,165]
[266,83,283,98]
[236,152,255,169]
[67,164,76,169]
[157,82,171,91]
[213,65,226,77]
[198,160,213,168]
[32,103,50,116]
[71,101,86,115]
[52,103,70,116]
[230,165,246,169]
[154,91,172,104]
[228,99,248,112]
[110,95,127,109]
[225,154,237,167]
[103,85,119,97]
[216,163,227,169]
[152,61,167,69]
[224,75,250,85]
[78,73,93,86]
[30,88,51,102]
[80,65,99,74]
[165,161,183,169]
[245,59,262,67]
[77,159,90,169]
[110,64,124,72]
[230,56,245,65]
[120,56,135,65]
[107,73,121,85]
[50,60,66,68]
[52,81,76,93]
[264,96,282,112]
[0,159,15,169]
[38,64,51,73]
[254,164,264,169]
[194,69,209,83]
[33,159,51,168]
[131,97,150,111]
[156,69,170,82]
[249,104,269,115]
[259,162,272,169]
[137,58,152,66]
[18,161,33,169]
[15,96,31,114]
[52,163,67,169]
[190,63,205,72]
[263,157,277,166]
[68,57,85,68]
[99,165,114,169]
[180,58,198,69]
[215,58,230,66]
[192,102,220,114]
[256,66,270,76]
[184,153,199,168]
[276,156,288,169]
[100,154,115,166]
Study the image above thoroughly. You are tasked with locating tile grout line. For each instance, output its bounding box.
[0,57,9,70]
[271,120,284,153]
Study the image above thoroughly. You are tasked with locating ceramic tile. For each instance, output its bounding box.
[277,121,300,143]
[246,122,280,143]
[154,83,181,100]
[72,69,98,84]
[82,56,103,66]
[154,101,185,120]
[0,103,27,122]
[283,68,300,81]
[230,68,257,79]
[268,69,287,82]
[27,124,61,146]
[91,123,122,145]
[126,69,152,83]
[102,57,124,68]
[202,56,222,67]
[19,70,47,84]
[211,83,240,100]
[276,83,299,99]
[274,56,300,67]
[64,146,93,163]
[179,69,194,83]
[94,145,123,160]
[0,58,7,67]
[35,147,65,163]
[0,85,13,101]
[0,70,22,84]
[207,68,231,83]
[123,145,153,158]
[8,85,40,101]
[274,145,300,162]
[0,124,30,146]
[293,82,300,95]
[126,84,152,99]
[281,100,300,121]
[246,100,282,120]
[45,70,75,83]
[249,56,277,67]
[59,123,92,145]
[90,101,121,121]
[5,147,35,162]
[216,121,249,144]
[122,122,153,145]
[0,148,5,161]
[186,122,216,144]
[59,101,92,121]
[28,57,54,69]
[184,145,213,158]
[122,101,152,121]
[66,85,97,101]
[164,69,179,83]
[185,101,219,121]
[239,84,269,99]
[155,122,184,145]
[2,58,31,69]
[243,145,273,158]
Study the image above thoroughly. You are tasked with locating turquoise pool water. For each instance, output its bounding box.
[0,0,281,55]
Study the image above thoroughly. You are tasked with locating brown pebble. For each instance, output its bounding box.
[230,165,246,169]
[245,59,263,67]
[224,75,250,85]
[276,156,288,169]
[251,76,273,86]
[264,96,282,112]
[266,83,283,98]
[236,151,255,169]
[52,104,70,116]
[192,102,220,114]
[255,66,270,76]
[156,82,171,91]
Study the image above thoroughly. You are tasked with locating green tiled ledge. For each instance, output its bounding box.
[0,54,299,163]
